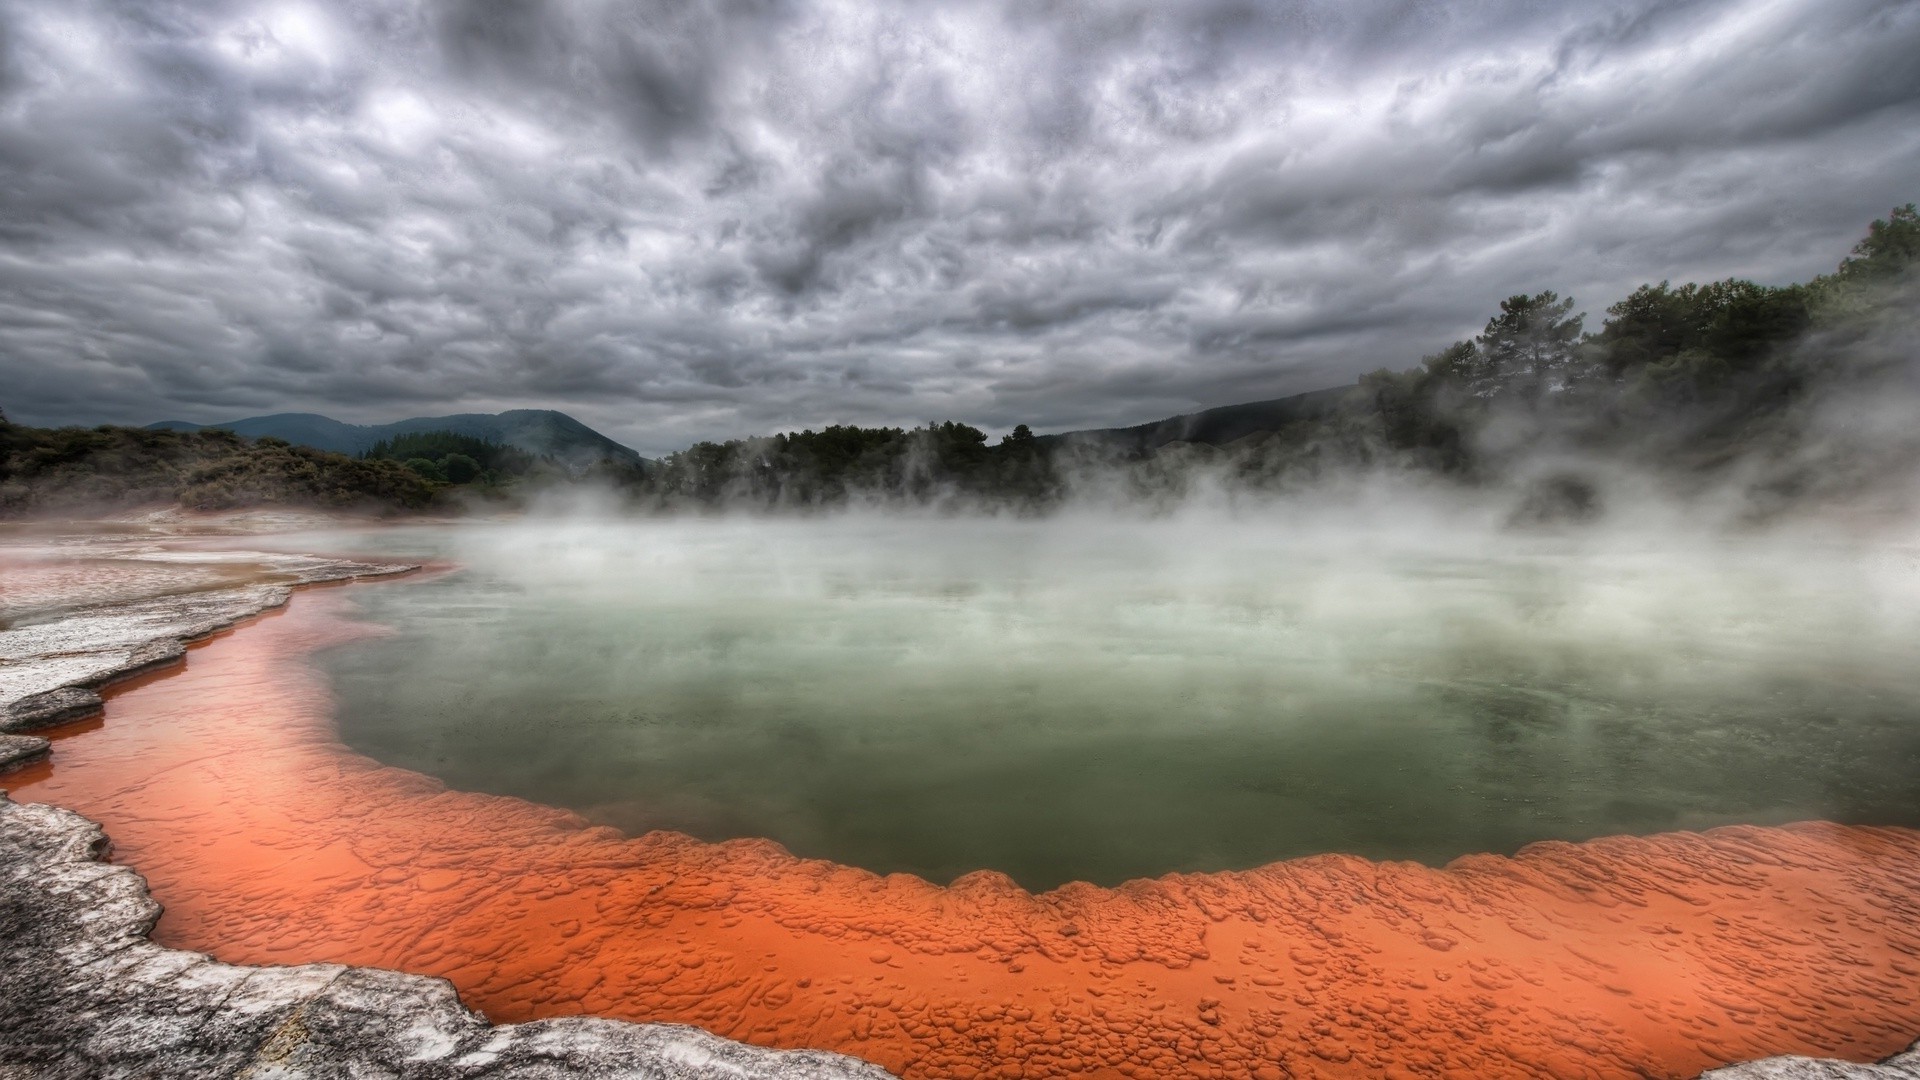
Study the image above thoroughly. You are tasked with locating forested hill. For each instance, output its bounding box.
[148,409,640,468]
[1041,387,1351,454]
[1,405,650,516]
[0,419,649,517]
[634,204,1919,520]
[0,425,439,516]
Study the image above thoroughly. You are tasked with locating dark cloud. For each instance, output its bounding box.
[0,0,1916,454]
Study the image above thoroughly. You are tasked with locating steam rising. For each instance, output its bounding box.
[592,262,1920,534]
[310,505,1920,890]
[229,248,1920,891]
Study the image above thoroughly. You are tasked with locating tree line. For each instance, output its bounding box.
[3,204,1913,519]
[635,420,1054,508]
[619,204,1918,516]
[361,431,537,486]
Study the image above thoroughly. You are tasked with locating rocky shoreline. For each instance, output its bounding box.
[1,786,1909,1080]
[0,792,894,1079]
[1704,1043,1920,1079]
[0,548,419,740]
[2,547,422,793]
[0,531,894,1078]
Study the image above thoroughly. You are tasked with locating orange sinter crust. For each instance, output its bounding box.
[8,586,1919,1080]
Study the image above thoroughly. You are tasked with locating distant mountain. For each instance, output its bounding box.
[1044,385,1350,453]
[148,410,642,467]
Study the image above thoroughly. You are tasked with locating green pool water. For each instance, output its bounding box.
[310,515,1920,890]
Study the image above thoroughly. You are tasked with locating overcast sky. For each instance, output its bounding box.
[1,0,1916,455]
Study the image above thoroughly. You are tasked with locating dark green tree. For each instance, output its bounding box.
[1420,340,1478,384]
[404,457,446,483]
[1596,278,1808,394]
[1471,291,1585,396]
[1596,282,1698,374]
[364,431,535,477]
[1834,203,1919,284]
[439,453,482,484]
[1697,280,1808,368]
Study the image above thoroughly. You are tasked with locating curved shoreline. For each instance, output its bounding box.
[0,791,893,1079]
[4,534,1920,1078]
[3,784,1914,1080]
[0,541,896,1078]
[0,548,420,735]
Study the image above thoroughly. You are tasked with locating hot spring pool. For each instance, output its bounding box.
[302,515,1920,890]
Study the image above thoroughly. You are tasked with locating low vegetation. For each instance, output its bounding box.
[0,419,649,517]
[0,425,436,516]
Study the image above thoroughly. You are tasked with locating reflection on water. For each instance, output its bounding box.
[309,515,1920,889]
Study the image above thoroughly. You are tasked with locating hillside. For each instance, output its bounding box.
[0,425,436,516]
[149,410,641,467]
[1042,386,1350,453]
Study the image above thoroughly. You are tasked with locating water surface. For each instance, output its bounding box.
[310,515,1920,889]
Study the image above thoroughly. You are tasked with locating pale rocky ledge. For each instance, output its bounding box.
[1703,1045,1920,1079]
[2,543,425,776]
[0,542,422,737]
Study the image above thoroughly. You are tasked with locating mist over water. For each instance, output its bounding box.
[309,509,1920,890]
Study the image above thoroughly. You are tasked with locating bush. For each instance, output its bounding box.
[439,453,482,484]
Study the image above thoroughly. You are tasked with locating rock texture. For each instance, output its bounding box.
[0,732,49,772]
[0,792,897,1080]
[11,589,1920,1080]
[0,547,418,730]
[1703,1041,1920,1078]
[2,687,103,732]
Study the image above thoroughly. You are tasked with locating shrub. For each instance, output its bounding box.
[439,453,482,484]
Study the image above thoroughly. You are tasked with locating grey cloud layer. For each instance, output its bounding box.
[1,0,1916,454]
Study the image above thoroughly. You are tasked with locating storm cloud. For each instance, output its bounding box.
[0,0,1916,454]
